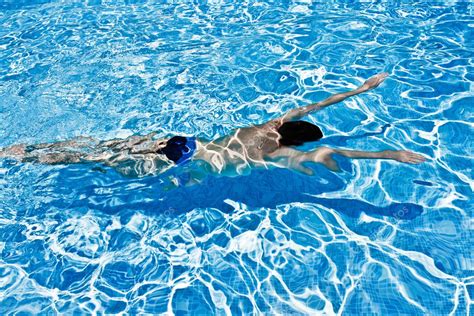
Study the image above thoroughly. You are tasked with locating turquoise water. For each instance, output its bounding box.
[0,1,473,315]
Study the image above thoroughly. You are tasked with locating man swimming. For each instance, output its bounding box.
[0,72,425,180]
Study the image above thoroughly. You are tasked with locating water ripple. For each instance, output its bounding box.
[0,1,473,315]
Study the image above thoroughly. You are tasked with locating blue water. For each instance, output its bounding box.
[0,2,473,315]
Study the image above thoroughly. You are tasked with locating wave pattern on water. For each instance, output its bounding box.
[0,1,473,315]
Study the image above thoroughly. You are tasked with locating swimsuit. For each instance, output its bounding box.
[157,136,196,165]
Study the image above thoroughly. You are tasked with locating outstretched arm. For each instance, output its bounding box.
[0,137,101,164]
[321,147,426,171]
[0,132,160,165]
[280,72,388,122]
[266,145,426,174]
[332,148,426,163]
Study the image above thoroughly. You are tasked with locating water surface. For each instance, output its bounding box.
[0,2,473,315]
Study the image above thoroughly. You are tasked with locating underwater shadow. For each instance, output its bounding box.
[155,166,422,220]
[55,159,422,221]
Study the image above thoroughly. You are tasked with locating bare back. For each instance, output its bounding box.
[194,120,282,176]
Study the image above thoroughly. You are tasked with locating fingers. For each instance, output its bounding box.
[363,72,389,89]
[405,151,426,164]
[374,72,389,84]
[412,155,425,162]
[2,145,26,157]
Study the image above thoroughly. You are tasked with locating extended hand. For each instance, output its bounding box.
[388,150,426,164]
[361,72,389,91]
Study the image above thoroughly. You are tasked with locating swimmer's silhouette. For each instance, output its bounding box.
[1,73,425,184]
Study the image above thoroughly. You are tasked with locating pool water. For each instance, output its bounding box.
[0,2,473,315]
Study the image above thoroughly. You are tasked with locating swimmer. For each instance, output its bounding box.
[0,72,425,180]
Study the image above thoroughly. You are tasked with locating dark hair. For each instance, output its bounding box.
[277,120,323,146]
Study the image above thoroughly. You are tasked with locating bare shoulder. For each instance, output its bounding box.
[249,119,283,134]
[312,146,335,160]
[263,118,283,128]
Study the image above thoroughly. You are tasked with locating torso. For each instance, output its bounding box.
[95,120,283,177]
[193,120,282,176]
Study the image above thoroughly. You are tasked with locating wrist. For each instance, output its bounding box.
[358,85,369,92]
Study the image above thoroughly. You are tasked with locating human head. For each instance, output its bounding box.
[277,120,323,146]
